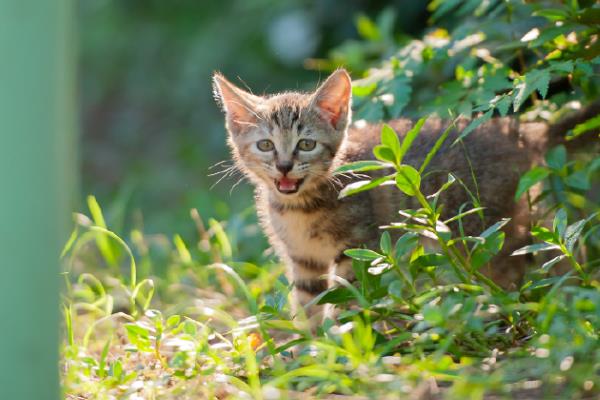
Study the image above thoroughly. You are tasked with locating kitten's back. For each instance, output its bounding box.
[342,117,539,227]
[338,117,549,285]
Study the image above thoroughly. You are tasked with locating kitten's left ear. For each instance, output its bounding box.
[311,69,352,130]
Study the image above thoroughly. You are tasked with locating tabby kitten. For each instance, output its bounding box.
[212,69,597,326]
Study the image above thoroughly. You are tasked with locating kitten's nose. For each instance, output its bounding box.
[276,161,293,175]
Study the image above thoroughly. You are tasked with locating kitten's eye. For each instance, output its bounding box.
[256,139,274,152]
[297,139,316,151]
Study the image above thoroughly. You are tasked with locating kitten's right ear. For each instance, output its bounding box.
[212,73,262,134]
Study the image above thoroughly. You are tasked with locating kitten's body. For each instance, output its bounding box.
[212,69,598,325]
[258,118,539,315]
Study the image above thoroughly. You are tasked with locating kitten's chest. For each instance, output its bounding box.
[268,210,341,260]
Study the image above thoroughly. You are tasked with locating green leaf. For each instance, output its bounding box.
[443,206,486,224]
[514,167,550,200]
[317,287,355,305]
[482,231,505,254]
[564,219,587,253]
[87,195,108,229]
[513,69,551,111]
[398,118,426,164]
[471,232,505,269]
[334,160,391,174]
[111,360,123,379]
[567,114,600,140]
[125,324,149,339]
[338,175,393,198]
[381,124,401,162]
[540,255,566,272]
[353,258,381,294]
[173,234,191,264]
[125,324,152,352]
[380,231,392,254]
[526,276,562,291]
[420,121,453,173]
[87,195,118,266]
[549,60,574,73]
[545,145,566,170]
[355,98,385,121]
[208,218,232,260]
[352,83,377,97]
[344,248,382,261]
[183,320,197,336]
[480,218,511,239]
[423,305,444,326]
[384,75,412,117]
[553,208,568,239]
[413,253,448,267]
[565,170,590,191]
[427,173,456,201]
[373,145,396,163]
[388,280,404,299]
[532,225,558,243]
[511,242,560,256]
[533,8,569,21]
[355,14,380,41]
[528,25,573,48]
[454,109,492,144]
[495,95,512,117]
[166,315,181,329]
[575,59,594,77]
[395,165,421,196]
[351,258,367,286]
[394,232,419,261]
[98,338,111,378]
[429,0,462,22]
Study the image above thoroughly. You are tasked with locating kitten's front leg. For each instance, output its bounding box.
[331,253,355,283]
[323,254,355,322]
[288,256,331,329]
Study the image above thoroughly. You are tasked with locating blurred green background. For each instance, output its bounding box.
[79,0,430,241]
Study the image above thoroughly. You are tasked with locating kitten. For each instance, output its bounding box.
[212,69,598,326]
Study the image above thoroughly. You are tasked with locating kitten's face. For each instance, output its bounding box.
[213,70,352,198]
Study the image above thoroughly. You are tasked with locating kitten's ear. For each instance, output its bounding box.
[212,73,262,134]
[311,69,352,130]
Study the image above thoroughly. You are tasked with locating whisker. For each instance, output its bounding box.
[229,175,247,194]
[210,168,242,190]
[208,165,236,177]
[306,171,343,192]
[208,159,232,170]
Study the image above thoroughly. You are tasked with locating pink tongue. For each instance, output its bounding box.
[278,177,298,191]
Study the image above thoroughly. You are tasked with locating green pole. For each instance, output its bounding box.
[0,1,76,399]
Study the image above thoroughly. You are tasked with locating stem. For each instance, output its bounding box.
[395,261,417,296]
[473,270,504,294]
[411,184,504,294]
[562,244,589,285]
[438,239,468,282]
[413,188,470,284]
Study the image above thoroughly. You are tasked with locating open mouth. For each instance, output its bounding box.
[274,177,304,194]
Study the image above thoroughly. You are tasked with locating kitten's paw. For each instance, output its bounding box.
[322,303,339,324]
